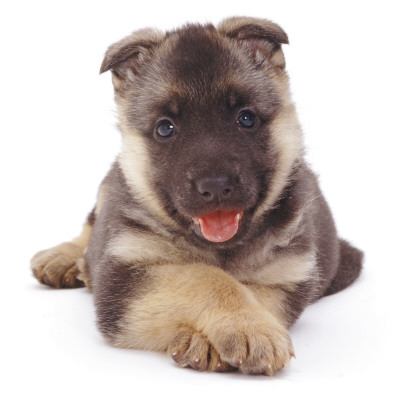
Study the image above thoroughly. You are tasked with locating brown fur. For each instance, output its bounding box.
[31,17,363,375]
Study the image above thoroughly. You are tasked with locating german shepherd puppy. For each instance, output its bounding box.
[31,17,363,375]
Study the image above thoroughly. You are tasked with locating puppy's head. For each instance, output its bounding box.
[101,17,303,247]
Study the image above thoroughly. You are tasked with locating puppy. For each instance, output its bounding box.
[31,17,363,375]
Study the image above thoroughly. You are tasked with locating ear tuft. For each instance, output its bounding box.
[218,17,289,68]
[100,28,164,77]
[218,17,288,44]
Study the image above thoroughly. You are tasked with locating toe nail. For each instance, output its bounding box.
[190,358,200,370]
[171,352,180,362]
[42,275,54,287]
[266,364,274,376]
[216,362,226,373]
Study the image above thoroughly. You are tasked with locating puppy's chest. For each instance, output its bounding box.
[170,235,272,275]
[170,236,295,285]
[198,241,315,287]
[108,227,313,287]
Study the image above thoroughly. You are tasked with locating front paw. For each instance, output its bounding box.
[209,315,294,375]
[31,242,86,288]
[168,326,234,372]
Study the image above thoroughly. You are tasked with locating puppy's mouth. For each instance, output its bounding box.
[192,210,243,243]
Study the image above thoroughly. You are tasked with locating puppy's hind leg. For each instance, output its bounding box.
[31,211,93,289]
[323,239,363,296]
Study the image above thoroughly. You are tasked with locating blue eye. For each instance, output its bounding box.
[156,120,176,138]
[237,110,256,128]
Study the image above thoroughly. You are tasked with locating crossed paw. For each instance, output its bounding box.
[168,318,294,375]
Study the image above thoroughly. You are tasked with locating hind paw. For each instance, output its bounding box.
[31,242,87,289]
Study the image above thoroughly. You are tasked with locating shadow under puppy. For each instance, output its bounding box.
[31,17,363,375]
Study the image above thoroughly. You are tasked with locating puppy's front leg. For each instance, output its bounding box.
[100,263,294,375]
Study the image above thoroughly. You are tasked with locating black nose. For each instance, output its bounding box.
[196,175,234,203]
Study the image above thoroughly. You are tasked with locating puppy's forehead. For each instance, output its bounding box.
[163,25,229,83]
[126,24,279,123]
[153,25,263,110]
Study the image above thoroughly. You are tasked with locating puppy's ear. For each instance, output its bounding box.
[100,28,164,80]
[218,17,288,69]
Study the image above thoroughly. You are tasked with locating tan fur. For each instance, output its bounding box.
[94,181,108,217]
[118,127,181,230]
[71,222,92,248]
[107,227,315,288]
[112,263,294,375]
[253,104,303,220]
[243,284,288,323]
[106,229,215,267]
[233,250,317,286]
[31,223,92,288]
[106,231,180,264]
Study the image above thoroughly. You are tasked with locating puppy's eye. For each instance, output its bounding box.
[156,120,177,138]
[237,110,256,128]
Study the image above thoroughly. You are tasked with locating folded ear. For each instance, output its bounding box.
[218,17,289,69]
[100,28,164,79]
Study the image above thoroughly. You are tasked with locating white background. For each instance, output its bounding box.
[1,0,399,399]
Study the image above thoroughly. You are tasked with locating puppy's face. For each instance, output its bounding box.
[101,18,301,247]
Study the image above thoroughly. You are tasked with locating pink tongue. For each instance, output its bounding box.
[194,210,243,243]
